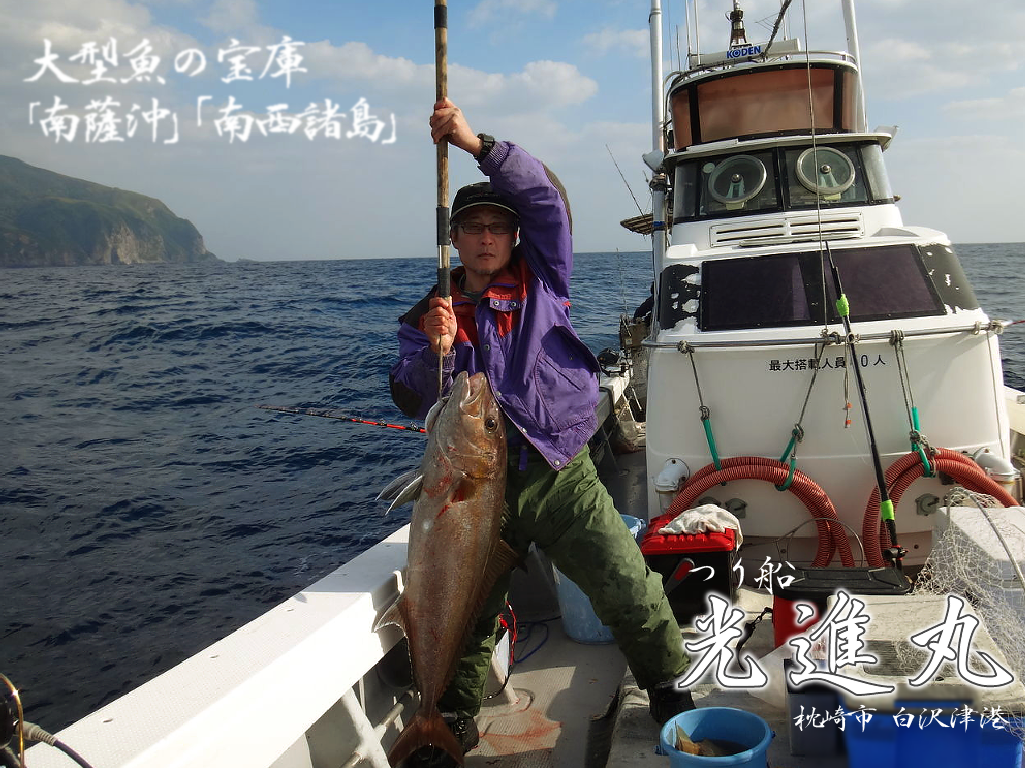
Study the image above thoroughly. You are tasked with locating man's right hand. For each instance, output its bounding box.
[424,296,457,357]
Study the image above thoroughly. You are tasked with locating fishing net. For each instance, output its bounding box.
[905,488,1025,740]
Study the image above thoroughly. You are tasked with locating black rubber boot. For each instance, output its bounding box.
[647,676,696,725]
[403,716,480,767]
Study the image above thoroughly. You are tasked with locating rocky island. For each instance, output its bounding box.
[0,155,218,267]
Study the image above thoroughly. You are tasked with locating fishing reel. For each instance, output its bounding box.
[597,346,626,376]
[2,676,21,768]
[1,677,18,750]
[882,545,909,568]
[0,673,98,768]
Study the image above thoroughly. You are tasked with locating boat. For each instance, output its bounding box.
[620,0,1021,576]
[12,1,1025,767]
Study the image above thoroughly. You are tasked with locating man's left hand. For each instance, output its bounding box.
[429,98,482,157]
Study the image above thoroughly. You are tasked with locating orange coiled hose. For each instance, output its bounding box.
[862,448,1020,567]
[666,457,855,567]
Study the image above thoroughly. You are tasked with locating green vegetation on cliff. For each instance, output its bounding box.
[0,155,218,267]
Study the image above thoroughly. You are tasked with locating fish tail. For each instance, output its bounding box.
[387,709,464,767]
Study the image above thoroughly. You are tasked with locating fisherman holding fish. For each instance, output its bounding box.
[387,98,694,766]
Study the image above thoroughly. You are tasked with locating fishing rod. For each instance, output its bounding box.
[823,242,906,569]
[257,405,426,434]
[435,0,450,397]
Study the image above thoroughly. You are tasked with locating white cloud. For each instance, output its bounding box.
[855,0,1023,96]
[305,42,597,114]
[583,28,648,59]
[507,60,597,106]
[1,0,200,87]
[867,38,931,64]
[200,0,260,33]
[466,0,557,29]
[944,86,1025,121]
[886,134,1025,243]
[198,0,281,45]
[861,36,975,98]
[303,41,428,90]
[446,59,597,114]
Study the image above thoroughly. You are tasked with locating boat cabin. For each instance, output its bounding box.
[668,60,860,150]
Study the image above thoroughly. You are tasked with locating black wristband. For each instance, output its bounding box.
[475,133,495,162]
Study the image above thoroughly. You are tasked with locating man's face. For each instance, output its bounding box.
[451,205,517,290]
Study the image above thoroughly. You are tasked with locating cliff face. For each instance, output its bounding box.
[0,155,218,267]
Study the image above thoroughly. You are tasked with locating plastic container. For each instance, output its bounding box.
[772,566,911,647]
[641,516,738,625]
[554,514,644,644]
[785,659,842,756]
[843,702,1023,768]
[659,707,773,767]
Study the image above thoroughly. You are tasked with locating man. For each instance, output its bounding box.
[389,98,694,764]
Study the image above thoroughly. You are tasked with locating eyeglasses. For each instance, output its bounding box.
[456,221,516,235]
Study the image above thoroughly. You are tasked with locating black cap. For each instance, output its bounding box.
[451,182,518,222]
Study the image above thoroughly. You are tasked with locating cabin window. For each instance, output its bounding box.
[672,141,893,222]
[701,252,813,330]
[697,244,947,331]
[861,144,894,202]
[824,246,944,322]
[783,145,867,208]
[669,64,858,149]
[674,150,780,219]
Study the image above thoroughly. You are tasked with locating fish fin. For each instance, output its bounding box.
[498,506,529,572]
[457,538,522,666]
[485,538,521,583]
[437,538,523,699]
[424,397,447,434]
[387,709,464,767]
[373,596,407,635]
[388,475,424,513]
[377,469,422,502]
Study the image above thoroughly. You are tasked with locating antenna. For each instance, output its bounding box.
[729,0,748,46]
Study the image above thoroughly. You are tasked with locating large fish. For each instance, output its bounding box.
[375,371,515,766]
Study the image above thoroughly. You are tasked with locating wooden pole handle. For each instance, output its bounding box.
[434,0,449,395]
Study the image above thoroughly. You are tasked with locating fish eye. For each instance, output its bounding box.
[484,417,497,431]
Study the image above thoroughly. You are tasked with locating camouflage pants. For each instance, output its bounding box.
[438,446,689,717]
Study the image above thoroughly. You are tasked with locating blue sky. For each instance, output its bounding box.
[2,0,1023,261]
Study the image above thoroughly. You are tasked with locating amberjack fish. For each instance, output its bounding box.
[375,371,515,766]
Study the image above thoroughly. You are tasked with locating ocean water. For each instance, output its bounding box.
[1,245,1022,733]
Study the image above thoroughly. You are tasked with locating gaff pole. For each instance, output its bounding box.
[434,0,449,397]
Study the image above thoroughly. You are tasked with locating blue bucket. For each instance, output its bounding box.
[659,707,773,767]
[554,515,644,644]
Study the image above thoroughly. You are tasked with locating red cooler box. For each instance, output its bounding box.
[641,515,739,625]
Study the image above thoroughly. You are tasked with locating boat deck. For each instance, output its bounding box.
[470,578,846,768]
[471,580,1025,768]
[468,559,628,768]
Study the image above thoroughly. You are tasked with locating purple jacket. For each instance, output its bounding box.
[389,141,600,470]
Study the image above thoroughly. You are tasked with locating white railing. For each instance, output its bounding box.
[26,528,411,768]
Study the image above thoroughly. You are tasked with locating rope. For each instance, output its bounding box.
[682,342,722,470]
[889,330,933,477]
[775,342,827,490]
[984,323,1012,457]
